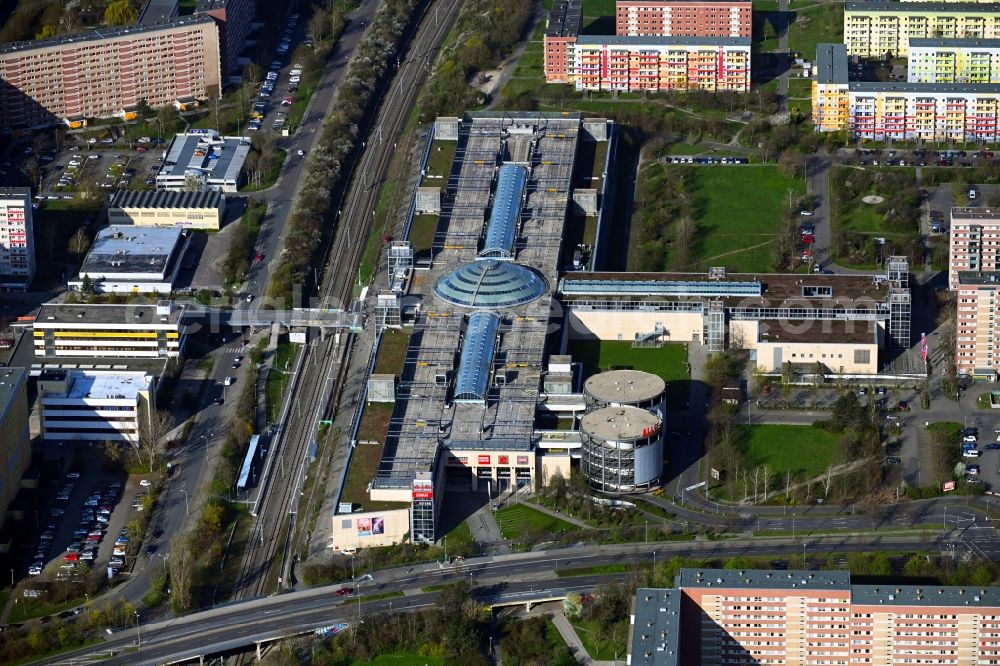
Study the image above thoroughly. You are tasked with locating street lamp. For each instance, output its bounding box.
[134,610,141,659]
[180,489,189,516]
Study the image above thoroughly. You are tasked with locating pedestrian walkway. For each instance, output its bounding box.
[519,500,591,529]
[550,612,623,665]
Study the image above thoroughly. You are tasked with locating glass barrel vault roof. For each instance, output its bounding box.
[480,164,527,259]
[454,311,501,403]
[433,259,547,309]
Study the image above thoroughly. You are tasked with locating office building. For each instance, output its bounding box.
[908,37,1000,83]
[196,0,255,75]
[156,131,251,193]
[0,188,35,289]
[108,189,226,230]
[0,17,222,130]
[68,226,189,295]
[544,0,583,83]
[572,36,751,92]
[560,263,909,374]
[38,370,155,443]
[629,568,1000,666]
[615,0,752,38]
[813,43,1000,141]
[844,1,1000,59]
[0,368,31,529]
[32,300,187,359]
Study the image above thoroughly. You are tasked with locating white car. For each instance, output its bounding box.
[963,449,981,458]
[28,565,42,576]
[962,434,978,443]
[224,376,236,386]
[88,137,97,144]
[297,149,305,157]
[289,76,301,84]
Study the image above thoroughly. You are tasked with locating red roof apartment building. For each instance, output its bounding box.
[630,568,1000,666]
[0,16,221,130]
[616,0,752,38]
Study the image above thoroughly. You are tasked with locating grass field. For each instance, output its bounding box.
[266,341,298,422]
[423,140,456,181]
[648,165,803,272]
[735,424,841,479]
[341,403,408,511]
[571,618,628,661]
[568,340,689,402]
[787,2,843,58]
[495,504,575,541]
[408,214,439,260]
[373,328,411,376]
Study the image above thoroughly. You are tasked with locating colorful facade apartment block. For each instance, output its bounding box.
[0,188,35,289]
[543,0,750,91]
[813,43,1000,141]
[0,16,221,129]
[844,1,1000,58]
[572,36,750,92]
[614,0,751,38]
[630,569,1000,666]
[908,37,1000,83]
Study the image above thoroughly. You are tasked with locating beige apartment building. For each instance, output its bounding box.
[0,16,221,130]
[844,1,1000,58]
[949,207,1000,290]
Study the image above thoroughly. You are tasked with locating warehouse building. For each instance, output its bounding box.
[0,188,35,289]
[32,300,187,359]
[0,368,31,530]
[844,0,1000,59]
[0,17,222,130]
[813,43,1000,141]
[68,226,189,295]
[109,190,226,230]
[630,568,1000,666]
[38,370,155,444]
[156,131,251,193]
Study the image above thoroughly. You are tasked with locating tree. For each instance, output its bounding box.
[104,0,138,26]
[80,274,95,295]
[136,409,174,472]
[157,104,182,136]
[135,98,152,118]
[170,541,193,612]
[68,228,91,265]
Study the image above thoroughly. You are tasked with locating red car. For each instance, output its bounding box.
[335,587,354,597]
[255,253,265,263]
[63,553,79,562]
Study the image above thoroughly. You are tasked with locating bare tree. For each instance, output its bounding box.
[785,468,792,500]
[752,466,761,503]
[67,228,91,266]
[136,409,175,472]
[169,540,193,612]
[821,464,835,498]
[761,464,771,502]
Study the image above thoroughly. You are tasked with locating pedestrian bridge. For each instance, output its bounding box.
[184,306,364,333]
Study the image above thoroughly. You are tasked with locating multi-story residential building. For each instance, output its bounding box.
[813,43,1000,140]
[38,370,155,444]
[630,568,1000,666]
[572,36,750,92]
[0,16,222,130]
[615,0,751,38]
[949,207,1000,289]
[0,188,35,289]
[32,301,187,359]
[544,0,583,83]
[67,226,190,295]
[195,0,254,76]
[908,37,1000,83]
[844,1,1000,59]
[0,367,31,529]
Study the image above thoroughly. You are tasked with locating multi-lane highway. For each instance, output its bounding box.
[47,534,972,665]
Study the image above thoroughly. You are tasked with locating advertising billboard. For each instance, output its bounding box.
[498,455,509,465]
[478,454,490,465]
[356,516,386,536]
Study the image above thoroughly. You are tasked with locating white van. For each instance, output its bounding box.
[224,376,235,386]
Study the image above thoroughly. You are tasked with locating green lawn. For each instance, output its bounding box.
[570,618,628,661]
[735,424,841,479]
[443,519,475,549]
[567,340,689,403]
[341,403,408,511]
[423,140,456,182]
[927,422,962,441]
[668,165,805,272]
[240,148,287,192]
[374,328,411,376]
[7,593,85,623]
[495,504,575,541]
[407,213,439,260]
[787,2,844,59]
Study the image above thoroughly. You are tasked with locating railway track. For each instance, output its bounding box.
[227,0,464,611]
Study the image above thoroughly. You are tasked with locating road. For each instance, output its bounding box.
[45,534,978,665]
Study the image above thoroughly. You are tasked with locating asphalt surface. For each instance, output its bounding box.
[46,534,976,665]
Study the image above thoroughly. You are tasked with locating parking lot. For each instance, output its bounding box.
[22,452,157,589]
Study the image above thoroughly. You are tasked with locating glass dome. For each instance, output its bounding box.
[433,259,546,309]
